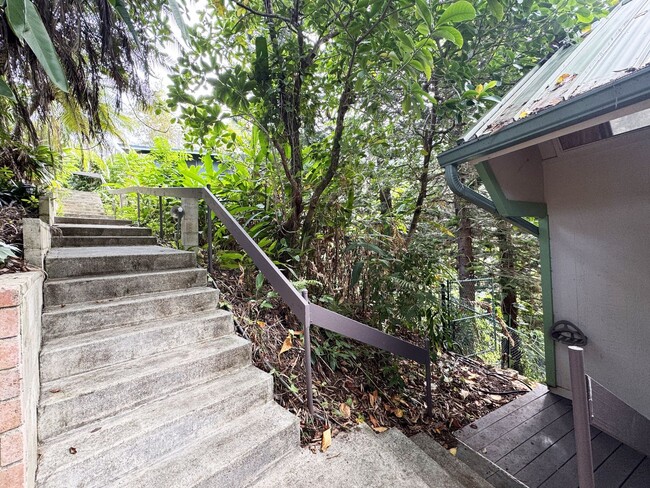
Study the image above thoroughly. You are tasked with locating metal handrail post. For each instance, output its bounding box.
[425,338,432,417]
[158,195,164,240]
[569,346,595,488]
[302,289,314,415]
[137,193,141,226]
[206,185,213,274]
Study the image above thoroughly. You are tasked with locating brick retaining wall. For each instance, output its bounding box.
[0,272,44,488]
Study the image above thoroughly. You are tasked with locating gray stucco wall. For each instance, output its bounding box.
[543,129,650,417]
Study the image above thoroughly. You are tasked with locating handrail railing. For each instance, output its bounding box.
[569,346,650,488]
[108,185,432,416]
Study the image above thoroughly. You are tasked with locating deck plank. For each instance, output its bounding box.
[539,431,621,488]
[456,385,548,442]
[497,410,575,478]
[621,457,650,487]
[594,444,645,487]
[464,393,562,450]
[483,398,572,462]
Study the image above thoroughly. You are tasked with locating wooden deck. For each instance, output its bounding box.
[454,385,650,488]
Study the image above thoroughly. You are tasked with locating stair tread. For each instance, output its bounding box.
[46,245,190,260]
[37,366,272,484]
[43,286,216,315]
[53,224,142,229]
[40,334,248,407]
[110,402,298,488]
[42,309,231,352]
[45,267,205,285]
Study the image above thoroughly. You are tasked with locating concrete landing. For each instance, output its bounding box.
[251,424,472,487]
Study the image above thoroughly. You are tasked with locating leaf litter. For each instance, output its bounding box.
[212,269,535,451]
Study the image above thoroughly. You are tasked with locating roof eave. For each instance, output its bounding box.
[438,67,650,167]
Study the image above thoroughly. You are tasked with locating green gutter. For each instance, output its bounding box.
[438,67,650,168]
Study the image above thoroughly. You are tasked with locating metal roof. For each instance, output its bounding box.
[438,0,650,167]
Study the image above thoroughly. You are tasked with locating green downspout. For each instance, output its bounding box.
[444,162,556,386]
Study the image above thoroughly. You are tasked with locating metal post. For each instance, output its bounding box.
[158,195,164,240]
[206,185,213,274]
[425,338,432,417]
[302,289,314,415]
[568,346,595,488]
[136,193,141,226]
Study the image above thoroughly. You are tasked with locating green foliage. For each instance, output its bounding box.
[0,242,19,265]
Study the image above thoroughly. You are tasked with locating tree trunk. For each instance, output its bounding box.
[454,193,476,353]
[497,219,522,372]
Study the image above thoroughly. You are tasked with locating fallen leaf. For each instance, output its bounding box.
[372,426,388,433]
[321,428,332,452]
[449,447,457,456]
[369,390,378,407]
[518,110,529,119]
[394,408,404,418]
[256,321,266,328]
[459,389,470,400]
[490,394,503,402]
[555,73,574,86]
[340,403,351,418]
[369,414,379,428]
[69,447,77,455]
[279,334,293,355]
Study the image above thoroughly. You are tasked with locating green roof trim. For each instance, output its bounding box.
[539,217,556,387]
[475,162,547,217]
[438,67,650,167]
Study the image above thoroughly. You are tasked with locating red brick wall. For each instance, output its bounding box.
[0,285,27,487]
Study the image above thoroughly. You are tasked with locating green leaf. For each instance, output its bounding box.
[487,0,504,21]
[168,0,190,41]
[256,272,265,291]
[437,1,476,25]
[415,0,433,25]
[351,261,364,287]
[5,0,27,36]
[7,0,68,92]
[109,0,141,47]
[0,78,16,101]
[417,23,430,36]
[432,26,464,47]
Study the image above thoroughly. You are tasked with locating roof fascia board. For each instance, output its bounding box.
[475,162,547,217]
[438,68,650,167]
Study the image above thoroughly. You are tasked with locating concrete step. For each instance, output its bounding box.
[51,235,158,247]
[54,217,133,225]
[40,310,233,382]
[411,433,495,488]
[37,366,273,488]
[45,246,196,278]
[110,402,299,488]
[44,268,207,307]
[42,287,219,340]
[53,224,152,237]
[251,424,465,488]
[39,335,251,441]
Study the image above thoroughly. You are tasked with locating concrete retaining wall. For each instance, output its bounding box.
[0,272,44,488]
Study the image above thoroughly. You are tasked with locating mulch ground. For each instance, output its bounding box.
[211,269,534,452]
[0,203,32,274]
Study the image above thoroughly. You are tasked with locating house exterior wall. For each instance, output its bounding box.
[543,131,650,417]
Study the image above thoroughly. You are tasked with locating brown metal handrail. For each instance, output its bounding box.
[569,346,650,488]
[108,185,433,416]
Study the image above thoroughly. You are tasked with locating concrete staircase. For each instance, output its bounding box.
[37,211,299,487]
[36,191,491,487]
